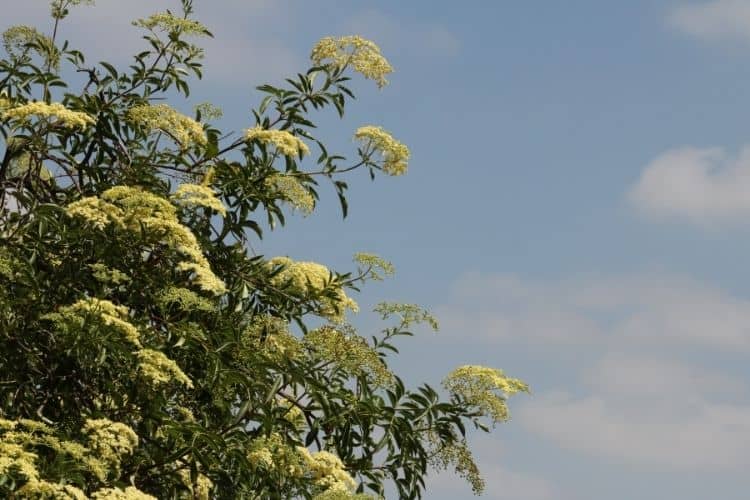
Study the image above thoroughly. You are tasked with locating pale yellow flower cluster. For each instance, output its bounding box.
[194,102,223,121]
[426,432,484,494]
[127,104,207,148]
[16,480,87,499]
[311,36,393,88]
[89,263,131,286]
[265,174,315,214]
[178,469,213,500]
[267,256,358,323]
[171,183,226,215]
[244,126,310,157]
[1,101,95,129]
[373,302,439,331]
[136,348,194,389]
[354,126,410,176]
[66,186,226,295]
[442,366,529,424]
[0,440,39,482]
[83,418,138,469]
[240,314,302,361]
[2,25,60,69]
[133,12,210,37]
[157,286,216,312]
[297,448,357,494]
[90,486,157,499]
[247,433,307,477]
[0,417,152,497]
[353,252,394,281]
[304,325,393,386]
[59,298,142,347]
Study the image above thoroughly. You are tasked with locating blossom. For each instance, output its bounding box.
[90,487,157,500]
[354,126,410,176]
[2,25,60,69]
[45,298,142,347]
[1,101,95,129]
[133,12,210,37]
[297,447,357,493]
[89,263,130,285]
[442,365,529,424]
[136,348,194,389]
[16,480,87,499]
[83,418,139,466]
[373,302,439,331]
[311,36,393,88]
[353,252,394,281]
[265,174,315,214]
[66,186,226,295]
[244,126,310,157]
[127,104,207,148]
[304,325,393,386]
[171,183,226,215]
[267,256,358,322]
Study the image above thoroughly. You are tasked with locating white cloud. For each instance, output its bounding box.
[628,145,750,223]
[438,272,750,469]
[670,0,750,42]
[518,359,750,469]
[437,272,750,352]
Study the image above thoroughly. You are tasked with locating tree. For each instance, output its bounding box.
[0,1,529,498]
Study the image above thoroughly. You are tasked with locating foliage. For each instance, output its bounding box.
[0,1,528,498]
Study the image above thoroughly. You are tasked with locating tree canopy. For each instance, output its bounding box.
[0,1,528,498]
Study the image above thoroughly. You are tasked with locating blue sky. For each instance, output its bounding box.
[8,1,750,498]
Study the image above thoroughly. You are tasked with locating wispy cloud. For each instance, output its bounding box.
[669,0,750,42]
[437,272,750,352]
[437,272,750,469]
[628,145,750,224]
[518,354,750,469]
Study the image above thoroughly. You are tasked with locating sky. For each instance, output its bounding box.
[6,1,750,499]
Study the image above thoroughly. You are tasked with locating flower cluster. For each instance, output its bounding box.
[89,263,130,286]
[239,314,302,361]
[83,419,138,470]
[353,252,394,281]
[245,126,310,157]
[133,12,210,37]
[171,183,227,215]
[304,325,393,386]
[90,486,157,499]
[136,348,194,389]
[311,36,393,88]
[2,25,60,69]
[1,101,95,129]
[45,298,142,347]
[0,417,153,497]
[297,448,357,494]
[247,433,307,478]
[267,256,358,323]
[442,366,529,424]
[127,104,207,148]
[265,174,315,214]
[66,186,226,295]
[426,431,484,494]
[178,469,213,500]
[373,302,439,331]
[354,126,409,176]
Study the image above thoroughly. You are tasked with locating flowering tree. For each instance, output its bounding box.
[0,1,528,498]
